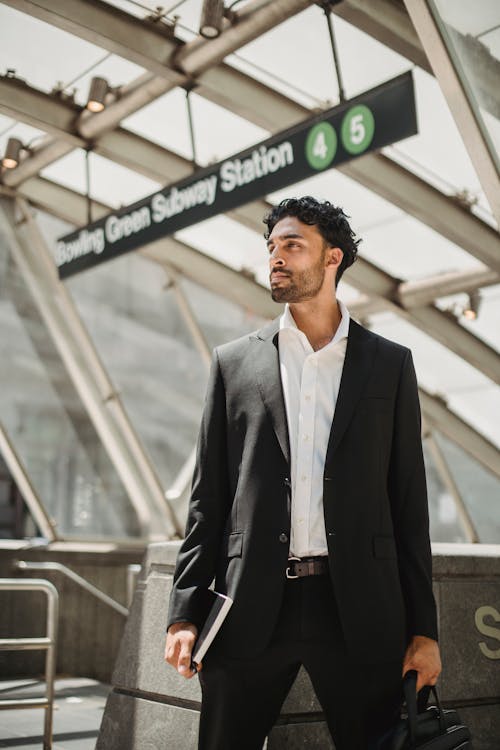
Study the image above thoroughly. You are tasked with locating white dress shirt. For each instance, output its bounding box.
[278,300,350,558]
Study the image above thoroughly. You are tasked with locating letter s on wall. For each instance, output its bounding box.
[475,605,500,659]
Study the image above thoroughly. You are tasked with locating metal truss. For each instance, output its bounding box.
[0,1,498,467]
[10,176,497,480]
[404,0,500,226]
[0,68,498,278]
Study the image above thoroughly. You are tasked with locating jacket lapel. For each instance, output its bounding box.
[252,318,290,466]
[324,318,377,468]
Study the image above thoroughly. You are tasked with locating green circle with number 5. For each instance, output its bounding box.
[341,105,375,154]
[305,122,337,170]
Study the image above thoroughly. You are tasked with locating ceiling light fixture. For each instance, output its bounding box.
[463,291,481,320]
[1,137,24,169]
[199,0,225,39]
[86,76,109,113]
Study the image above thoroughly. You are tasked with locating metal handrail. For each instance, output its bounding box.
[14,561,129,617]
[0,578,59,750]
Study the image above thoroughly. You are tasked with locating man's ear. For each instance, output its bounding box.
[326,246,343,269]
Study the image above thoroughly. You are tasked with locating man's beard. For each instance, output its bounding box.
[270,254,326,303]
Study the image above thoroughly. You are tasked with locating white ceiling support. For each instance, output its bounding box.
[425,429,480,543]
[0,77,84,146]
[397,268,499,308]
[14,173,498,318]
[404,0,500,226]
[174,0,315,76]
[348,255,500,385]
[7,176,110,224]
[9,176,497,477]
[2,69,498,277]
[333,0,431,73]
[0,422,58,541]
[142,238,279,319]
[10,170,499,386]
[0,196,181,539]
[195,63,308,132]
[338,153,500,273]
[420,389,500,479]
[3,0,184,82]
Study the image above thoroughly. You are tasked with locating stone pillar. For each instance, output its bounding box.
[96,542,500,750]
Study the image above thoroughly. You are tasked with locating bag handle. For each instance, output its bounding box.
[403,671,446,743]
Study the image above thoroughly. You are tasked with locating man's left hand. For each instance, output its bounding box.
[403,635,442,692]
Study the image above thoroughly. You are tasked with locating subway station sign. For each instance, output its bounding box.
[57,72,417,279]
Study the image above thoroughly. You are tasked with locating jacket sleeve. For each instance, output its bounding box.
[166,348,231,631]
[388,349,438,642]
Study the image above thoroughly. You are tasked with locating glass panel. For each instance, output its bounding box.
[64,249,208,491]
[423,438,467,543]
[40,150,161,209]
[179,277,268,351]
[434,432,500,544]
[370,313,500,448]
[0,210,140,538]
[429,0,500,173]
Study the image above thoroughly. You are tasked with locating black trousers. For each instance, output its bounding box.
[198,575,402,750]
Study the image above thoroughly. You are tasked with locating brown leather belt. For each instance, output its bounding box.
[286,556,329,580]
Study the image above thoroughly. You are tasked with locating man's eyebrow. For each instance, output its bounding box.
[266,232,304,247]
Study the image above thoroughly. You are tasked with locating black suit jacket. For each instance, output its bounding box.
[167,317,438,664]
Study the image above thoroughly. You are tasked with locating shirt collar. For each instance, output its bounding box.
[279,300,350,347]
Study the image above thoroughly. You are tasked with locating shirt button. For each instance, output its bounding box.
[279,533,288,544]
[301,475,307,482]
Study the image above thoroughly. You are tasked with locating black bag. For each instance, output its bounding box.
[376,671,473,749]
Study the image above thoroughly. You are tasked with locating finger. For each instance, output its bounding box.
[177,639,195,676]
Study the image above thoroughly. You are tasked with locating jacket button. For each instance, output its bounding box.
[284,477,291,487]
[279,533,288,544]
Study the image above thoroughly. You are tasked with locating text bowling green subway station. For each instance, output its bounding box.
[57,72,416,278]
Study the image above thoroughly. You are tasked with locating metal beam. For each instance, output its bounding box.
[3,0,184,84]
[11,179,498,479]
[338,153,500,273]
[174,0,315,76]
[11,172,499,387]
[333,0,431,72]
[334,0,500,121]
[2,72,498,276]
[404,0,500,226]
[14,174,498,318]
[348,255,500,385]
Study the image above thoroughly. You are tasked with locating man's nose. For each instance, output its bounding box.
[269,247,285,267]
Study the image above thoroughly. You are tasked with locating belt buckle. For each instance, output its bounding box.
[286,556,301,579]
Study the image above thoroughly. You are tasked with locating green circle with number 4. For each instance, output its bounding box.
[341,105,375,154]
[305,122,337,170]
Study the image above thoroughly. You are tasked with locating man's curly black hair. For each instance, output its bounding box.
[263,196,360,287]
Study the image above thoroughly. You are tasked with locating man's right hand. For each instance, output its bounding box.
[165,622,199,679]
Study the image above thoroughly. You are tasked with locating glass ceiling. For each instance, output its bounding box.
[0,0,498,540]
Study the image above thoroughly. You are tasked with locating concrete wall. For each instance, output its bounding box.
[0,542,143,682]
[97,542,500,750]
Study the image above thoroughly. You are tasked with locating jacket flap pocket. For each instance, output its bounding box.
[226,531,243,558]
[373,535,397,559]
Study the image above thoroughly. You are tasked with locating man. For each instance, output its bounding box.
[165,196,441,749]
